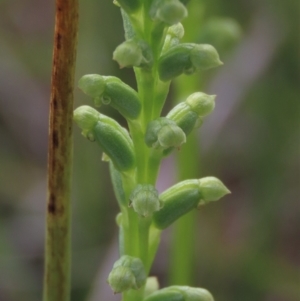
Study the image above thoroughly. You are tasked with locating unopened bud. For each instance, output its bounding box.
[73,106,99,138]
[78,74,105,99]
[145,117,186,150]
[185,92,215,117]
[78,74,141,120]
[190,44,223,71]
[107,255,146,294]
[113,40,144,68]
[167,92,215,136]
[108,266,136,294]
[150,0,187,25]
[153,177,230,229]
[162,23,185,52]
[93,114,135,171]
[168,22,185,40]
[129,184,162,217]
[113,39,152,68]
[198,177,231,205]
[73,106,135,171]
[158,43,222,82]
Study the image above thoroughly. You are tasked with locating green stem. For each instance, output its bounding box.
[43,1,78,301]
[147,226,161,272]
[122,48,168,301]
[121,172,139,257]
[120,7,171,301]
[138,216,152,268]
[168,70,202,285]
[169,211,197,285]
[167,0,205,283]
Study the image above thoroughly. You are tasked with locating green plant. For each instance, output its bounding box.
[74,1,230,300]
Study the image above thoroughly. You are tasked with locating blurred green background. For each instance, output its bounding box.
[0,0,299,301]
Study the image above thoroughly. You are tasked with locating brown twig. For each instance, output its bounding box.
[43,1,78,301]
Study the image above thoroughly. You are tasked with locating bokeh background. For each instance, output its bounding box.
[0,0,299,301]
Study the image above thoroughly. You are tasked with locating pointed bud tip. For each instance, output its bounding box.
[198,176,230,202]
[191,44,223,71]
[186,92,216,117]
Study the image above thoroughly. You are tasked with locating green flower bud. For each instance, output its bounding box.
[168,22,185,40]
[153,179,200,229]
[116,0,141,13]
[113,39,144,68]
[129,184,162,217]
[113,39,153,69]
[78,74,105,99]
[185,92,216,117]
[198,177,231,205]
[158,43,222,82]
[153,177,230,229]
[107,255,147,293]
[73,106,100,138]
[144,286,214,301]
[150,0,188,25]
[167,92,215,136]
[93,114,135,171]
[103,76,141,119]
[78,74,141,120]
[162,23,185,53]
[190,44,223,71]
[167,102,199,136]
[108,266,136,294]
[175,111,200,135]
[145,117,186,150]
[73,106,135,171]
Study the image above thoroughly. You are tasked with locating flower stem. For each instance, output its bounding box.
[121,47,169,301]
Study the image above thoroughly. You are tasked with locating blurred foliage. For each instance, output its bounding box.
[0,0,299,301]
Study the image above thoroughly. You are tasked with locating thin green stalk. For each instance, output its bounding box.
[168,77,201,286]
[138,216,152,269]
[167,0,205,285]
[169,135,200,285]
[43,1,78,301]
[121,173,139,257]
[170,211,198,285]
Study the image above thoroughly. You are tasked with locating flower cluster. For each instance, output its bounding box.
[74,1,231,300]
